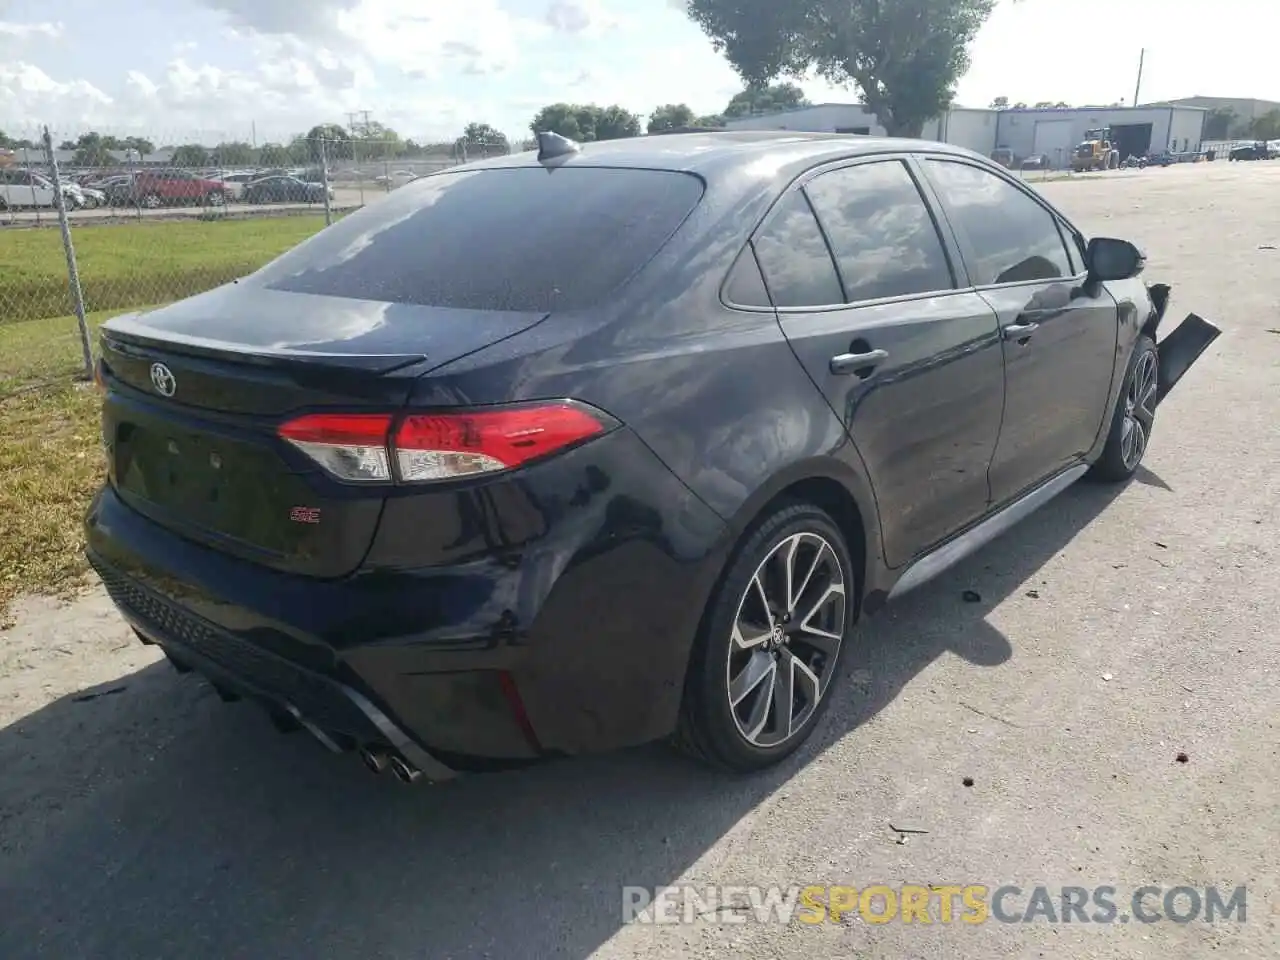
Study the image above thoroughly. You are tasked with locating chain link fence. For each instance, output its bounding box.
[1,125,524,382]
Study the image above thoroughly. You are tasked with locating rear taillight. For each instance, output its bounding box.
[277,401,613,484]
[278,413,394,482]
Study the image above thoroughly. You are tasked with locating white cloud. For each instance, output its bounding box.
[543,0,621,35]
[198,0,545,79]
[0,62,111,140]
[0,0,746,145]
[0,20,64,40]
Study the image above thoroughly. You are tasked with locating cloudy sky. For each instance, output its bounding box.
[0,0,1272,145]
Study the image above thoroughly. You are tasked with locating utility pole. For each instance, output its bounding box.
[1132,48,1145,108]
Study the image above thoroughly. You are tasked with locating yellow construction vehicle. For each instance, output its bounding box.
[1070,127,1120,172]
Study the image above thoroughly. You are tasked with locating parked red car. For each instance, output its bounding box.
[129,169,228,208]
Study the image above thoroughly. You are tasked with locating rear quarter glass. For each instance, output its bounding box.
[255,167,706,313]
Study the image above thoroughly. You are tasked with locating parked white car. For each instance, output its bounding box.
[212,171,259,201]
[0,169,84,209]
[59,178,104,208]
[75,185,106,208]
[372,169,418,188]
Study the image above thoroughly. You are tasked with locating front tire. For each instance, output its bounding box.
[1088,334,1158,482]
[674,502,854,773]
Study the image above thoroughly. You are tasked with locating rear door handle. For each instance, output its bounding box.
[830,348,889,376]
[1003,321,1039,342]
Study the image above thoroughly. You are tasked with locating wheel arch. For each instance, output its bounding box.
[706,457,881,633]
[671,461,879,765]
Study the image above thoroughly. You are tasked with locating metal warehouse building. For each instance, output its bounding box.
[722,103,1207,166]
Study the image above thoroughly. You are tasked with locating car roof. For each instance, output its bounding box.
[458,130,990,180]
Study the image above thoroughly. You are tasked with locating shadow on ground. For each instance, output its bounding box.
[0,478,1138,959]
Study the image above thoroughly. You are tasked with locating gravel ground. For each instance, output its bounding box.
[1,160,1277,959]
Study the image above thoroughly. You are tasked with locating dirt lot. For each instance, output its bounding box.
[1,161,1277,959]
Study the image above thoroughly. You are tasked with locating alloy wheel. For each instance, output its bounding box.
[1120,348,1158,470]
[725,532,846,748]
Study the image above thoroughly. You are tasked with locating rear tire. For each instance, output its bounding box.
[674,502,854,773]
[1088,334,1158,483]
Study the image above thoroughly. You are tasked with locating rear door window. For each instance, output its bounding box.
[258,167,704,312]
[751,190,844,308]
[803,160,955,302]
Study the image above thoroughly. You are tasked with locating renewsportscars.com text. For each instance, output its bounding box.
[623,884,1249,925]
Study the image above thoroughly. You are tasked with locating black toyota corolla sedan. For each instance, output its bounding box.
[85,131,1219,784]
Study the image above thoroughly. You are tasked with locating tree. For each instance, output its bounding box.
[171,144,210,167]
[529,104,641,142]
[352,121,404,159]
[1202,107,1235,140]
[1250,109,1280,141]
[258,142,292,167]
[530,103,590,140]
[0,130,39,155]
[989,95,1009,109]
[70,132,115,167]
[693,114,726,127]
[595,105,642,140]
[648,103,696,133]
[122,136,154,158]
[1054,101,1070,109]
[687,0,998,136]
[1033,101,1054,109]
[460,122,510,156]
[213,141,256,165]
[304,123,353,162]
[723,82,809,118]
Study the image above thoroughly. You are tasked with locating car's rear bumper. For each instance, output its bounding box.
[89,552,461,780]
[84,427,730,777]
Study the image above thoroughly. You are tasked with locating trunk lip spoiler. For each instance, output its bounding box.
[102,317,427,376]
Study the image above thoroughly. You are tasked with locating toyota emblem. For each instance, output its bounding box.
[149,362,176,397]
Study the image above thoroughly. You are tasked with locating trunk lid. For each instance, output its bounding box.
[99,285,549,577]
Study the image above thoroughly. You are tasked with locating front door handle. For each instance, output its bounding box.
[830,348,889,376]
[1003,321,1039,343]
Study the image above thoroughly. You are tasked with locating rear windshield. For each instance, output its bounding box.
[256,166,704,312]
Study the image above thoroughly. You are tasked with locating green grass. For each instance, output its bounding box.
[0,215,326,324]
[0,309,139,622]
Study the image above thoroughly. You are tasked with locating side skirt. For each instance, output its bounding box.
[886,463,1090,602]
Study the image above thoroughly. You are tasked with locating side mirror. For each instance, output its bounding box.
[1085,237,1145,282]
